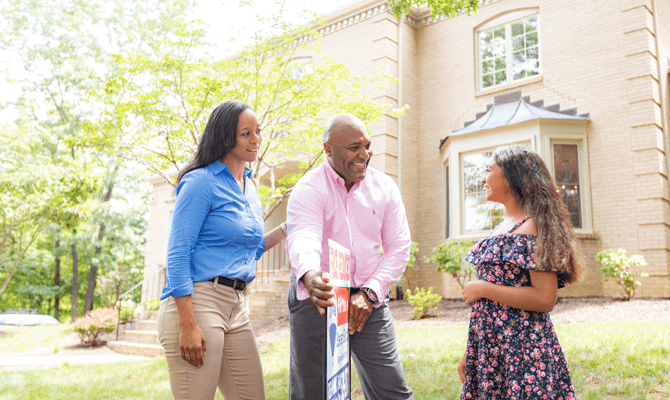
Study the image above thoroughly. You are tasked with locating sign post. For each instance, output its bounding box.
[325,239,351,400]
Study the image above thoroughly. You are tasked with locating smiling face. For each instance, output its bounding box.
[324,117,372,190]
[482,158,512,203]
[226,108,262,164]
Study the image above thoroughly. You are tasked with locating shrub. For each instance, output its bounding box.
[596,249,648,301]
[405,287,442,319]
[426,239,475,289]
[73,307,119,346]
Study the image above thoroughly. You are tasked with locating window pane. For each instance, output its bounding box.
[553,144,582,228]
[526,31,538,47]
[512,21,524,37]
[512,50,526,65]
[481,31,492,46]
[482,74,493,88]
[494,27,505,39]
[495,56,506,71]
[463,151,504,232]
[524,16,537,32]
[482,60,493,74]
[495,70,507,84]
[512,35,525,51]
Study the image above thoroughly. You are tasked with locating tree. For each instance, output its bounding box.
[0,128,95,299]
[88,17,401,220]
[387,0,479,19]
[0,0,178,318]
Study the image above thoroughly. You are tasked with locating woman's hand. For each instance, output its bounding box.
[462,280,488,305]
[180,323,207,368]
[174,295,206,368]
[458,351,467,383]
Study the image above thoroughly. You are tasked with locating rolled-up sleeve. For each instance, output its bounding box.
[363,183,411,307]
[160,170,212,300]
[286,181,325,300]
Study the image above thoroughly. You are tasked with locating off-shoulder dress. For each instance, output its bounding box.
[460,218,576,400]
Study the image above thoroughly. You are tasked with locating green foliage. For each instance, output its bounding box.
[72,307,118,346]
[92,12,402,220]
[426,239,475,289]
[404,287,442,319]
[387,0,479,19]
[596,249,648,301]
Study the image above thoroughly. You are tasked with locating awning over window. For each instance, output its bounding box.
[441,93,590,147]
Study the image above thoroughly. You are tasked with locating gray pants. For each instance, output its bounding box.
[288,274,413,400]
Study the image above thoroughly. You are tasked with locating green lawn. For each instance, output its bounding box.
[0,324,72,353]
[1,321,668,399]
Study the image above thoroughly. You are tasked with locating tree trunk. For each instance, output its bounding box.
[71,243,79,322]
[54,239,61,319]
[83,179,114,314]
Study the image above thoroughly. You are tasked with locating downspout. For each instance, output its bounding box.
[397,14,404,192]
[652,0,670,281]
[653,0,670,204]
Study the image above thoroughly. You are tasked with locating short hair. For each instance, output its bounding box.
[323,113,365,143]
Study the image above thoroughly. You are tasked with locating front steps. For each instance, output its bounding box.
[108,270,291,357]
[247,268,291,328]
[107,311,164,357]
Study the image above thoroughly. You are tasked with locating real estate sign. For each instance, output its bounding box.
[325,239,351,400]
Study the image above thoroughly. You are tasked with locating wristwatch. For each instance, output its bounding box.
[361,287,378,304]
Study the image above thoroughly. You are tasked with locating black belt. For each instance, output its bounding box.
[208,276,247,291]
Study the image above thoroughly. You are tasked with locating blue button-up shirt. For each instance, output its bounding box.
[160,161,265,300]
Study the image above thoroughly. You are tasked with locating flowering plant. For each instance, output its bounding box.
[73,307,119,346]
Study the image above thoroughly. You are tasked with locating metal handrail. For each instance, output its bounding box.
[115,265,166,340]
[247,263,290,297]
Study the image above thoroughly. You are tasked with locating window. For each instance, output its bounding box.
[478,12,540,89]
[462,150,504,233]
[552,143,582,228]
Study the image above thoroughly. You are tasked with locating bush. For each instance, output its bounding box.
[405,287,442,319]
[426,239,475,289]
[596,249,648,300]
[73,307,119,346]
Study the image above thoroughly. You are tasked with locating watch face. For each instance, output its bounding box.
[363,288,377,302]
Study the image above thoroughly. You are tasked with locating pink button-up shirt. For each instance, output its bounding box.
[286,160,411,307]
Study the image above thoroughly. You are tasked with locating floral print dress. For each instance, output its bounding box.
[461,218,576,400]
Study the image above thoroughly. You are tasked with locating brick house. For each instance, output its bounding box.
[143,0,670,310]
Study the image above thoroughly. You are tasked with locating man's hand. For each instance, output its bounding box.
[348,291,372,335]
[301,271,335,315]
[462,280,488,305]
[180,324,207,368]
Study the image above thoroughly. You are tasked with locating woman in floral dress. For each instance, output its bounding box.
[458,145,581,399]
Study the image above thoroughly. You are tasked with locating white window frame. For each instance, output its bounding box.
[476,10,542,91]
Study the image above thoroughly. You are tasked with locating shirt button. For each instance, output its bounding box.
[245,246,248,249]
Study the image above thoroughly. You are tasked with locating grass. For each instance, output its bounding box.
[0,324,72,353]
[1,321,668,399]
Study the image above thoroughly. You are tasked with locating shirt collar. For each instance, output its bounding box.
[210,161,253,179]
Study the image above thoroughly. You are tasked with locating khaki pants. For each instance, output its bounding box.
[158,281,265,400]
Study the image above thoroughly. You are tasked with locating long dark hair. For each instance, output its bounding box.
[493,144,582,284]
[176,101,251,184]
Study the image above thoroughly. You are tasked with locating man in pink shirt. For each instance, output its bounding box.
[286,113,413,399]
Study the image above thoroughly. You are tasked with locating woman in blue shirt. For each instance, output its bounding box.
[157,101,287,400]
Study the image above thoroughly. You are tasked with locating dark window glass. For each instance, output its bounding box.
[553,144,582,228]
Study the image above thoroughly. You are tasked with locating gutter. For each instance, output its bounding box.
[653,0,670,198]
[397,14,403,192]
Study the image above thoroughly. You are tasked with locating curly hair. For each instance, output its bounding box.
[493,145,582,284]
